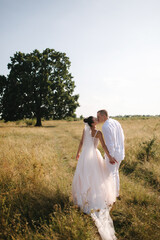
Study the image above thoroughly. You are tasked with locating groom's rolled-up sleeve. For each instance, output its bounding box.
[102,125,115,157]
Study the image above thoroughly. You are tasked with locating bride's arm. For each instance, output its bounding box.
[97,131,118,164]
[76,129,84,160]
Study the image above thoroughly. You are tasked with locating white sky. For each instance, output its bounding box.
[0,0,160,117]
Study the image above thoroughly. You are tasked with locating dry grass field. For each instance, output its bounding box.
[0,117,160,240]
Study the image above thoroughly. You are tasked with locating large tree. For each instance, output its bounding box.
[0,48,79,126]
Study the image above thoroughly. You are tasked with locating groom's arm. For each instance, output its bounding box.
[102,125,115,157]
[98,131,118,164]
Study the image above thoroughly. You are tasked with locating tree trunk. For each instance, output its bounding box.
[35,115,42,126]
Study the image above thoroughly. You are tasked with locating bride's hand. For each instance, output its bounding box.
[76,153,80,160]
[109,156,118,164]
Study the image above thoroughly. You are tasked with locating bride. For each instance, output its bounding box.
[72,116,117,240]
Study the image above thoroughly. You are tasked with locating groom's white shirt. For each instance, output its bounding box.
[102,118,125,162]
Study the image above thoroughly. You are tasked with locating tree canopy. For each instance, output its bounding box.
[0,48,79,126]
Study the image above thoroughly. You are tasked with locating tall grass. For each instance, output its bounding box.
[0,117,160,239]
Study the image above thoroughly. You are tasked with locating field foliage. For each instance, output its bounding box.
[0,117,160,239]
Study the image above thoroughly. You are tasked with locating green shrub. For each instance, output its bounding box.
[137,138,156,161]
[24,119,36,126]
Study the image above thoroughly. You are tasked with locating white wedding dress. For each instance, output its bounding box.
[72,124,117,240]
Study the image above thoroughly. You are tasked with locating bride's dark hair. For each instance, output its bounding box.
[83,116,94,127]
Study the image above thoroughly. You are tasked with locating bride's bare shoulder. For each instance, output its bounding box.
[97,130,102,137]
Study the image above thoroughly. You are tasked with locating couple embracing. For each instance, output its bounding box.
[72,110,125,240]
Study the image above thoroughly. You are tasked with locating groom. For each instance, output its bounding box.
[97,109,125,199]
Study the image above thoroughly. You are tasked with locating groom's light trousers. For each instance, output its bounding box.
[105,156,122,197]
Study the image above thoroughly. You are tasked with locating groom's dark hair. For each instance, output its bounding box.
[97,110,108,117]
